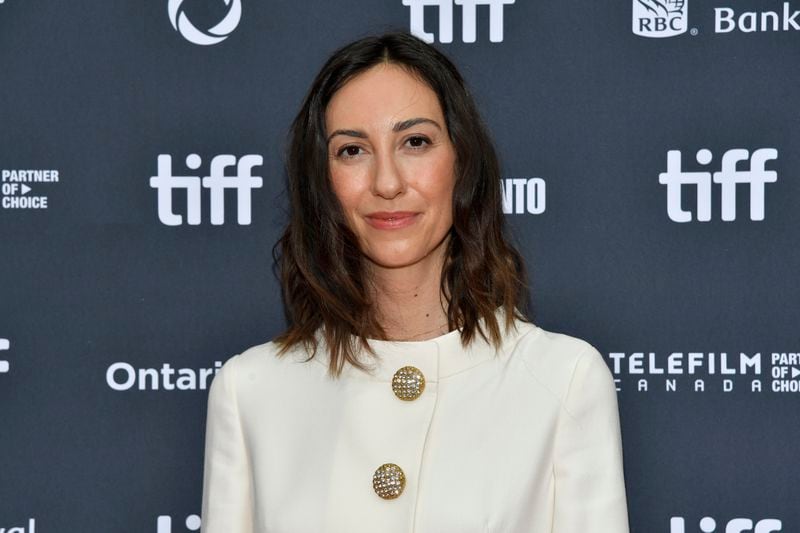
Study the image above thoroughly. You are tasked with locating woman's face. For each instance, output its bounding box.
[325,63,457,270]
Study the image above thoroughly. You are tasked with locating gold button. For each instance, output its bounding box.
[373,463,406,499]
[392,365,425,401]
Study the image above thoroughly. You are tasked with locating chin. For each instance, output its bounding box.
[361,233,450,270]
[366,245,451,270]
[365,253,425,270]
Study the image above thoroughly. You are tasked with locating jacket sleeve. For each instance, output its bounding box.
[552,346,630,533]
[201,355,254,533]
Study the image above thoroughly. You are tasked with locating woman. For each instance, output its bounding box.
[201,31,629,533]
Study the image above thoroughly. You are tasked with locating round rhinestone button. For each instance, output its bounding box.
[391,365,426,401]
[372,463,406,499]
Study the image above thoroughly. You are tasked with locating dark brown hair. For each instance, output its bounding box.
[272,30,531,376]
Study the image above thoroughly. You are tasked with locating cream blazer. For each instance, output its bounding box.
[201,312,630,533]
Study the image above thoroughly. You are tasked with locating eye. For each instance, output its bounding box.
[335,145,364,159]
[406,136,431,149]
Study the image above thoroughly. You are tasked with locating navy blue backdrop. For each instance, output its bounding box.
[1,1,798,532]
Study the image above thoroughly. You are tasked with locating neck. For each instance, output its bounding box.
[367,238,451,341]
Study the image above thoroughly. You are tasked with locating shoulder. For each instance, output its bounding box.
[509,321,614,406]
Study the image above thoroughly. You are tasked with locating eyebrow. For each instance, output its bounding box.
[326,117,442,144]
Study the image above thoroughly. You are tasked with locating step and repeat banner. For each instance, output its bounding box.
[1,1,798,532]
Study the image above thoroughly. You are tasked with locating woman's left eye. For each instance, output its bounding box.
[406,136,431,149]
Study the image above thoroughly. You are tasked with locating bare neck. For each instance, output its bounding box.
[368,244,451,342]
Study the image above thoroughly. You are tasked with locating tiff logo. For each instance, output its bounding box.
[671,516,781,533]
[0,338,9,374]
[658,148,778,223]
[402,0,515,43]
[157,514,200,532]
[150,154,263,226]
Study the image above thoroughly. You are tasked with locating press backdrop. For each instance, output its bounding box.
[1,1,798,532]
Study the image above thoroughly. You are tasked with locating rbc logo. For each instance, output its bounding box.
[633,0,688,38]
[671,517,782,533]
[658,148,778,223]
[402,0,515,43]
[150,154,264,226]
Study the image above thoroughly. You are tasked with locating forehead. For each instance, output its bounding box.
[325,64,443,129]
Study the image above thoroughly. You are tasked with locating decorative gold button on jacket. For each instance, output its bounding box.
[372,463,406,499]
[391,365,425,401]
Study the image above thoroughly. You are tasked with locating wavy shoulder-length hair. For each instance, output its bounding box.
[272,30,531,377]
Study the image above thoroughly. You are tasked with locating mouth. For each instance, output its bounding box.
[364,211,420,230]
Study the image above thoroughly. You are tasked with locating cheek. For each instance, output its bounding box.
[409,153,456,215]
[330,168,366,213]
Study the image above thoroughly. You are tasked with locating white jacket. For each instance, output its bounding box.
[201,311,630,533]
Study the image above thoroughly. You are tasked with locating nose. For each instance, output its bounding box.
[371,148,405,199]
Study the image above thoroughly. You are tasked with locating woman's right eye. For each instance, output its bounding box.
[336,145,363,159]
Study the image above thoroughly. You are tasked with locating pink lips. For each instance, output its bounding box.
[364,211,420,230]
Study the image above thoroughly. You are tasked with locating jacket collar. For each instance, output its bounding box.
[313,307,527,382]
